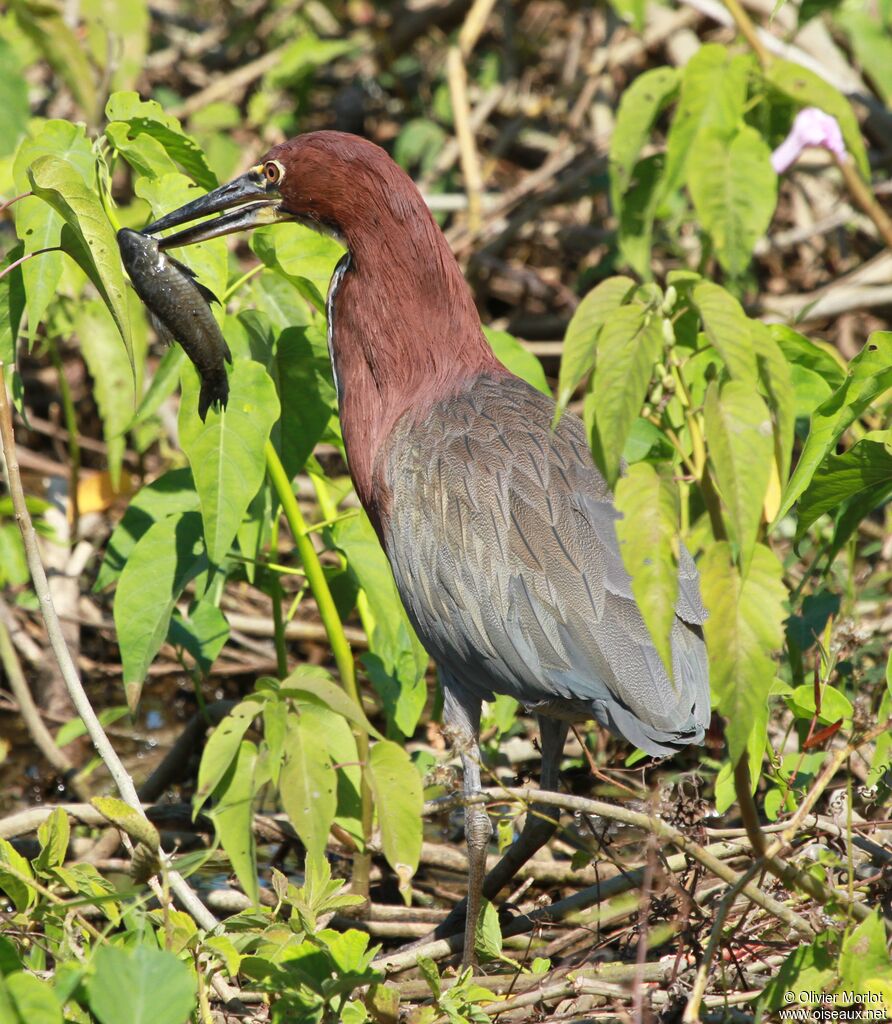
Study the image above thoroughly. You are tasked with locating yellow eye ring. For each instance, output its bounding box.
[263,160,284,185]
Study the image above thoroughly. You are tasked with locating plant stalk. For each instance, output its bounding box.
[264,441,372,903]
[723,0,771,66]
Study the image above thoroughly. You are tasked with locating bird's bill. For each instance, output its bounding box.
[146,165,293,250]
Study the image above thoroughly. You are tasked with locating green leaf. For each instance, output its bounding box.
[135,173,228,299]
[614,463,679,681]
[54,706,129,748]
[787,683,853,724]
[796,438,892,539]
[700,542,786,763]
[263,697,287,787]
[250,222,344,309]
[0,525,28,589]
[367,741,423,883]
[106,122,178,180]
[168,598,229,674]
[5,972,62,1024]
[704,379,774,565]
[249,273,314,331]
[211,739,259,904]
[663,46,752,198]
[617,154,664,278]
[772,326,845,390]
[0,936,21,976]
[13,121,96,336]
[95,468,199,591]
[11,1,98,119]
[474,900,503,960]
[105,92,217,189]
[195,698,263,812]
[0,837,35,912]
[839,912,890,992]
[837,10,892,105]
[766,59,869,179]
[280,711,338,861]
[590,303,664,486]
[610,66,680,210]
[556,276,636,413]
[266,33,356,87]
[752,323,796,504]
[87,945,196,1024]
[76,298,139,489]
[34,807,69,872]
[27,155,133,366]
[280,664,383,740]
[0,243,25,368]
[772,325,845,419]
[205,935,242,977]
[91,797,160,851]
[394,118,447,173]
[0,39,29,158]
[82,0,149,94]
[128,345,187,430]
[779,332,892,519]
[688,125,777,278]
[759,933,837,1010]
[692,281,758,382]
[114,510,208,706]
[828,477,892,562]
[484,328,549,395]
[295,702,363,848]
[332,512,428,738]
[179,360,280,565]
[274,326,334,479]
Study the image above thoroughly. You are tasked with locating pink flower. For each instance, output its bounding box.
[771,107,846,173]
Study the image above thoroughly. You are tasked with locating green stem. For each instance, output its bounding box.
[223,264,264,302]
[270,511,288,679]
[265,442,372,903]
[267,443,355,698]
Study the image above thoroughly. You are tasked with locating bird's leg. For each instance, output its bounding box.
[421,716,569,951]
[479,716,569,902]
[459,746,491,967]
[440,686,490,967]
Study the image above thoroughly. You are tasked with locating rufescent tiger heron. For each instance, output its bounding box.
[145,131,711,965]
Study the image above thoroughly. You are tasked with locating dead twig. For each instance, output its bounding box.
[0,360,219,936]
[0,604,90,801]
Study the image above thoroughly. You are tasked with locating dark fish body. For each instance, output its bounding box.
[117,228,232,421]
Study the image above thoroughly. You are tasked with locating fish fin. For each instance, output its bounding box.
[197,373,230,423]
[148,311,176,347]
[167,255,198,279]
[168,256,220,305]
[193,280,221,306]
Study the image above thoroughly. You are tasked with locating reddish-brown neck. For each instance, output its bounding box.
[269,133,502,525]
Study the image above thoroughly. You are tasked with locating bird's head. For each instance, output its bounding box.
[146,131,431,253]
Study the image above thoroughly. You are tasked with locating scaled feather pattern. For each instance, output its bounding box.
[383,373,711,758]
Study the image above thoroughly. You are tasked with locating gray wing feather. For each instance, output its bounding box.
[382,374,710,756]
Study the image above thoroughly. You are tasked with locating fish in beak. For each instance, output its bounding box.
[146,162,294,250]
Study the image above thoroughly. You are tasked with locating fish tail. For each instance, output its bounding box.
[198,373,230,422]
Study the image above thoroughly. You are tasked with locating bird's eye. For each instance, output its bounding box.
[263,161,283,185]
